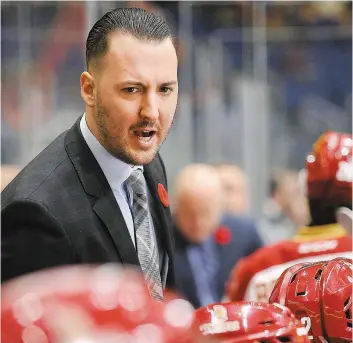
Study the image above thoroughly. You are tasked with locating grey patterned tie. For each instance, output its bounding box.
[125,169,163,301]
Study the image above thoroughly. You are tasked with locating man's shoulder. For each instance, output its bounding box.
[221,214,257,233]
[241,235,352,268]
[245,249,353,301]
[2,130,75,205]
[238,240,291,269]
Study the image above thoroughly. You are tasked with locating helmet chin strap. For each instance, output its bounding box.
[336,207,353,235]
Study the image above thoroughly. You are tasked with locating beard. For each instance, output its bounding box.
[94,95,172,166]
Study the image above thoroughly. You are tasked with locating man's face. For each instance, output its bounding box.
[217,167,248,215]
[176,192,222,244]
[86,33,178,165]
[277,176,300,210]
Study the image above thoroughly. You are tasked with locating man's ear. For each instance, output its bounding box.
[80,71,95,107]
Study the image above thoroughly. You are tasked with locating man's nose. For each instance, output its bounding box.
[193,217,204,232]
[139,93,159,121]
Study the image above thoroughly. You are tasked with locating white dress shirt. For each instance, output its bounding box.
[80,114,140,246]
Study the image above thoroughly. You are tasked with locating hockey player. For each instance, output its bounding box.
[226,131,352,302]
[1,264,195,343]
[269,257,352,343]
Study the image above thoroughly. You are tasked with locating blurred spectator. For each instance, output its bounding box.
[302,2,349,26]
[1,165,20,191]
[172,164,263,308]
[215,164,249,216]
[257,169,310,246]
[226,131,352,302]
[266,2,351,27]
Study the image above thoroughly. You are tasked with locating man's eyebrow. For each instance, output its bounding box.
[119,81,145,87]
[161,81,178,87]
[118,80,178,87]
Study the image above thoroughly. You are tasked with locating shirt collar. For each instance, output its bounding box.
[80,113,142,191]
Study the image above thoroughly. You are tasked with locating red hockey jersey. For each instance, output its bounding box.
[226,224,352,302]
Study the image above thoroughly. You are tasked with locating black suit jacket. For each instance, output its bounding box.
[1,117,175,287]
[174,215,263,308]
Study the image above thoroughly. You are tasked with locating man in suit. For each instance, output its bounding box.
[1,8,178,300]
[172,164,263,308]
[215,164,249,216]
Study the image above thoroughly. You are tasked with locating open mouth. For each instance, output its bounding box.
[133,129,157,142]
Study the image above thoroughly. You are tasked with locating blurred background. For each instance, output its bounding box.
[1,0,352,219]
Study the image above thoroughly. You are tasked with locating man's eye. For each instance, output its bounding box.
[123,87,139,93]
[160,87,172,95]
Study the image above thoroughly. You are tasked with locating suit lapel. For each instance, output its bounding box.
[144,162,174,260]
[174,229,199,306]
[214,234,232,297]
[64,117,107,197]
[93,186,140,267]
[65,117,140,267]
[179,248,199,306]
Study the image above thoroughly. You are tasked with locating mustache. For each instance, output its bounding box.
[130,121,160,131]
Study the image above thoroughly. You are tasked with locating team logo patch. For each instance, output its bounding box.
[199,305,240,335]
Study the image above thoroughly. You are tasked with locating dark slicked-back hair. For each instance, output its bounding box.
[86,7,174,70]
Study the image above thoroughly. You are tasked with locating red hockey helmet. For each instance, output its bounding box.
[191,301,310,343]
[302,131,352,203]
[269,262,314,309]
[1,264,195,343]
[269,257,353,343]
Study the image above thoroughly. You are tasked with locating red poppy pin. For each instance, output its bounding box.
[158,183,169,207]
[214,226,232,245]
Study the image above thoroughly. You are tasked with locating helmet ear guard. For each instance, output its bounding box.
[336,207,353,235]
